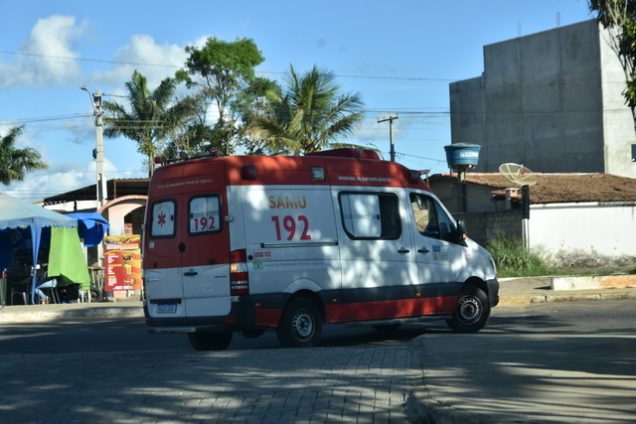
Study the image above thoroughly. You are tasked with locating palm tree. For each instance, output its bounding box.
[247,65,364,155]
[103,70,197,177]
[0,125,47,185]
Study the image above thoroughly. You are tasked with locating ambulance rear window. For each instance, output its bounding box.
[189,195,221,234]
[150,200,175,238]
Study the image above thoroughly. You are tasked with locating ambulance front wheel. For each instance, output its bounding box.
[277,298,322,347]
[446,286,490,333]
[188,330,233,351]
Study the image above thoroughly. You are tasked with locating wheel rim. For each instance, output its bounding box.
[291,310,314,341]
[458,295,481,323]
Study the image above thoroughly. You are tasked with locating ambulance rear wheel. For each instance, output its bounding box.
[188,330,233,351]
[447,286,490,333]
[277,298,322,347]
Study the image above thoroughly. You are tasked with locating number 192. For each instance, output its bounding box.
[271,215,311,241]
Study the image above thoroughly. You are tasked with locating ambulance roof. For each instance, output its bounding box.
[152,151,430,191]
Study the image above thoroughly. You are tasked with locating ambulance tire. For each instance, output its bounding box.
[187,330,233,351]
[446,286,490,333]
[277,298,322,347]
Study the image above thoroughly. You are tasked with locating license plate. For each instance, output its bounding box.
[157,303,177,314]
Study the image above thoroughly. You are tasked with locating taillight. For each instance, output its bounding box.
[230,249,249,296]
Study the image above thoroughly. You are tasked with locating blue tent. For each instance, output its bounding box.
[0,193,77,303]
[67,212,109,246]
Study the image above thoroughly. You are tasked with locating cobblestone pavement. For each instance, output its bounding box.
[0,344,422,423]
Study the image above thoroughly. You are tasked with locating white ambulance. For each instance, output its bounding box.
[143,149,498,350]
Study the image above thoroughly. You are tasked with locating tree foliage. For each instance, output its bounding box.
[0,125,47,185]
[177,37,276,155]
[590,0,636,120]
[103,70,197,176]
[246,65,365,155]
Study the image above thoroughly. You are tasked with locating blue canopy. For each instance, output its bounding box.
[67,212,109,246]
[0,193,77,303]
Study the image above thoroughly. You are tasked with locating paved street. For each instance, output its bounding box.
[0,299,635,423]
[0,318,433,423]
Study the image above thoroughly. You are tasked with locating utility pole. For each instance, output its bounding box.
[377,114,399,162]
[82,86,107,208]
[82,86,107,275]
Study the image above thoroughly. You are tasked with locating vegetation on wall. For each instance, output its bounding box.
[590,0,636,124]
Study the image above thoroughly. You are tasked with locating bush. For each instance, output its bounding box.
[487,237,552,277]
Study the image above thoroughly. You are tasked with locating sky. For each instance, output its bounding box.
[0,0,594,201]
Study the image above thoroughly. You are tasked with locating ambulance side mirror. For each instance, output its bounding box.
[455,221,468,244]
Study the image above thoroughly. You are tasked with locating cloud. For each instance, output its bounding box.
[63,117,95,145]
[4,157,132,202]
[92,35,187,88]
[0,15,85,88]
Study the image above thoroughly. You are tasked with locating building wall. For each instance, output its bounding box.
[450,20,636,178]
[599,26,636,177]
[455,209,523,248]
[105,202,145,236]
[529,202,636,257]
[429,178,500,214]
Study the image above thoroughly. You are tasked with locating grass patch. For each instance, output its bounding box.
[487,237,553,278]
[486,237,636,278]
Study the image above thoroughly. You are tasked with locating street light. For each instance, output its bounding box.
[81,86,106,208]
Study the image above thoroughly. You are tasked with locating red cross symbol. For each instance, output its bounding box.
[157,211,167,226]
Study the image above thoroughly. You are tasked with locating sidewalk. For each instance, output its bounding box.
[1,275,634,324]
[0,297,144,323]
[498,275,636,305]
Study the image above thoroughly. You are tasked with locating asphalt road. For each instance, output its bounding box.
[410,300,636,423]
[0,300,634,423]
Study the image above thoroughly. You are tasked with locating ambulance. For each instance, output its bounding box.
[143,149,499,350]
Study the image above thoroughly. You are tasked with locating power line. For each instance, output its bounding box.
[0,49,178,68]
[0,113,90,126]
[0,49,459,82]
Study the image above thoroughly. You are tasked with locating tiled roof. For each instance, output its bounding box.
[430,173,636,204]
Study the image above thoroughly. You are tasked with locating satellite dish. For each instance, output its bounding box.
[499,163,537,186]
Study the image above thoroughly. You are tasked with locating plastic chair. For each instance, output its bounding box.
[10,283,29,305]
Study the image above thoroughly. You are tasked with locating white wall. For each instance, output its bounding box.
[107,202,144,236]
[529,202,636,257]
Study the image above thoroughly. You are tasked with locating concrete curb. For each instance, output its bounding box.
[0,303,144,324]
[551,274,636,291]
[499,289,636,306]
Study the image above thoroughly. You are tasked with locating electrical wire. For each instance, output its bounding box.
[0,49,460,82]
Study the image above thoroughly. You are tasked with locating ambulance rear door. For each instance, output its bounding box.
[178,161,231,317]
[144,160,231,319]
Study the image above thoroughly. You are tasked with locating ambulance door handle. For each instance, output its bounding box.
[417,247,430,254]
[184,270,198,277]
[178,242,186,253]
[398,248,410,254]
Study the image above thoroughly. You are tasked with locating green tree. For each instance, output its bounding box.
[247,65,365,155]
[590,0,636,122]
[177,37,275,155]
[0,125,47,185]
[103,70,197,177]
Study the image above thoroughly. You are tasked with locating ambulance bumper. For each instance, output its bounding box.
[487,278,499,307]
[144,297,261,332]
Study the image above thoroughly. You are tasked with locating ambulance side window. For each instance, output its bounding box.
[150,200,175,238]
[339,192,401,240]
[189,195,221,234]
[410,193,456,242]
